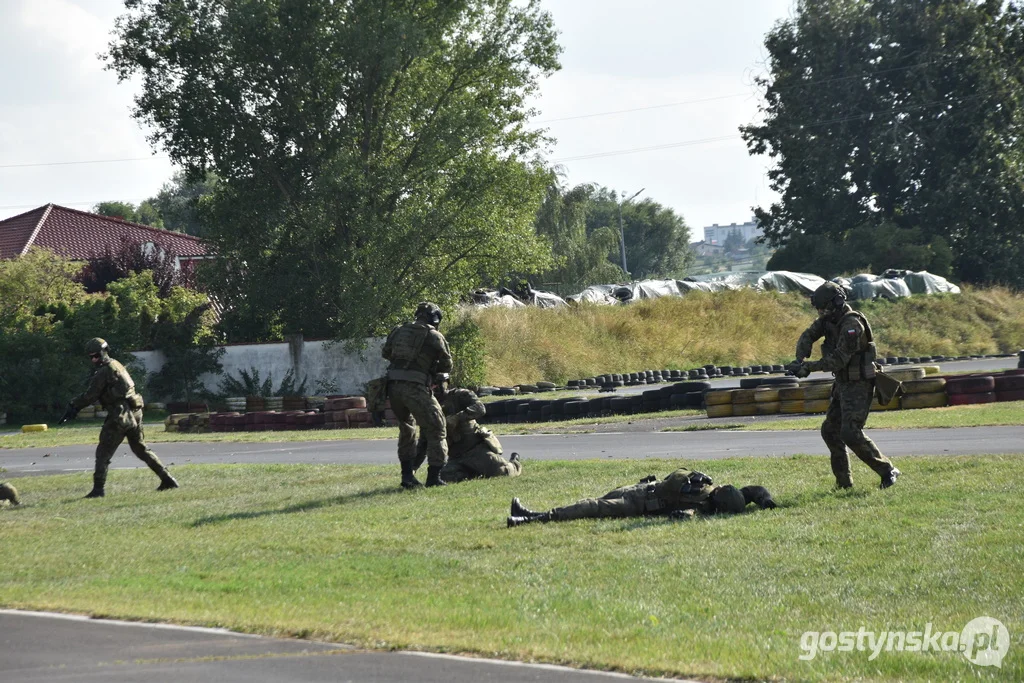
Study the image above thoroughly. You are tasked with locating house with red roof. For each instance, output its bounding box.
[0,204,208,272]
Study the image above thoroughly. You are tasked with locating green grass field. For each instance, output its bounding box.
[2,455,1021,681]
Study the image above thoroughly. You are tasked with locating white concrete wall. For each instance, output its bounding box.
[132,337,388,399]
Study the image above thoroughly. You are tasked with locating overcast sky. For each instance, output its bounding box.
[0,0,795,238]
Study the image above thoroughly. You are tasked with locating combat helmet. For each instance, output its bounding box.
[85,337,110,361]
[710,485,747,514]
[415,302,443,328]
[810,282,847,317]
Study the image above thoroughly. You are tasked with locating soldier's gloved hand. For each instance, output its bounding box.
[58,403,78,425]
[786,360,811,378]
[668,508,696,521]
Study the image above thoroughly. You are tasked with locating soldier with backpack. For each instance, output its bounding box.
[506,468,777,527]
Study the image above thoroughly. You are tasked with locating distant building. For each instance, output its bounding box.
[703,218,762,246]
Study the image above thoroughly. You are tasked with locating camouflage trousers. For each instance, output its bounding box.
[94,411,170,487]
[551,483,659,521]
[388,380,448,468]
[439,438,521,483]
[822,380,896,487]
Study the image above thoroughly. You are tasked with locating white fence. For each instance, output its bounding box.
[132,336,388,399]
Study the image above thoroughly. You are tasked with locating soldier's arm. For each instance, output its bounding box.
[808,317,864,372]
[795,318,825,361]
[453,389,485,421]
[381,329,396,361]
[431,333,453,374]
[71,367,108,410]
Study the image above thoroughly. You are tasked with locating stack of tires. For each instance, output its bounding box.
[753,386,782,415]
[225,396,246,413]
[324,396,369,428]
[996,371,1024,401]
[946,376,997,406]
[705,389,734,418]
[900,377,947,409]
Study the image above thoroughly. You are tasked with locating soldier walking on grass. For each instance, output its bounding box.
[382,302,453,488]
[60,338,179,498]
[789,282,900,490]
[506,468,777,527]
[419,374,522,483]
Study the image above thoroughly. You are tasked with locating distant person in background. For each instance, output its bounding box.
[60,338,179,498]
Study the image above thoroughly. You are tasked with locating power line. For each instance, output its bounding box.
[0,156,167,170]
[552,135,739,163]
[532,93,748,124]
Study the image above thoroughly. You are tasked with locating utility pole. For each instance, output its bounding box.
[617,188,644,279]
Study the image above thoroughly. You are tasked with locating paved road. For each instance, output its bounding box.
[3,426,1024,479]
[0,611,677,683]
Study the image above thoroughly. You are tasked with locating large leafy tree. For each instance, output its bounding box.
[742,0,1024,286]
[106,0,560,340]
[582,187,694,281]
[93,200,164,228]
[147,171,220,237]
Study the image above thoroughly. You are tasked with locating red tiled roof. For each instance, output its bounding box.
[0,204,207,260]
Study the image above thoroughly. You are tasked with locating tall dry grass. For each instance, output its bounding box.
[473,287,1024,386]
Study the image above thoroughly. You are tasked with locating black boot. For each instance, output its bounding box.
[85,472,105,498]
[510,497,541,518]
[157,473,179,491]
[507,512,551,528]
[425,465,446,487]
[401,461,423,489]
[880,467,901,489]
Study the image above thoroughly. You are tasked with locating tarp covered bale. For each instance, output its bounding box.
[755,270,826,295]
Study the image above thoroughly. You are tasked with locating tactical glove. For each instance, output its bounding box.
[58,403,78,425]
[668,508,696,521]
[741,485,778,510]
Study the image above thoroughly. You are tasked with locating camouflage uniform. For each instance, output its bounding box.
[508,469,776,526]
[797,301,897,488]
[71,346,177,496]
[431,388,521,483]
[382,310,453,483]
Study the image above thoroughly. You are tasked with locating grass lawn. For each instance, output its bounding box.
[2,455,1021,681]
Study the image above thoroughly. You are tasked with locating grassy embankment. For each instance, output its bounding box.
[474,286,1024,386]
[2,456,1022,681]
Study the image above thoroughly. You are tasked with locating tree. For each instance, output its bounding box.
[742,0,1024,286]
[147,171,220,237]
[107,0,561,341]
[77,236,195,297]
[582,188,695,280]
[147,295,225,403]
[723,229,745,255]
[533,177,624,292]
[93,200,164,228]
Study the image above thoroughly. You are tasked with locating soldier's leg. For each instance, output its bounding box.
[838,381,895,478]
[89,423,125,496]
[406,389,448,486]
[551,490,647,521]
[820,384,853,487]
[459,443,521,479]
[439,458,473,483]
[125,416,178,489]
[388,386,418,463]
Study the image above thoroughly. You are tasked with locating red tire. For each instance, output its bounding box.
[945,376,996,395]
[948,391,996,405]
[996,389,1024,402]
[994,375,1024,391]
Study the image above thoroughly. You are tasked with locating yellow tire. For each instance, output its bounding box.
[902,378,946,394]
[21,423,48,432]
[802,383,833,400]
[780,400,805,414]
[923,365,941,375]
[803,398,831,414]
[778,387,805,401]
[706,403,734,418]
[732,402,758,416]
[886,367,927,382]
[754,388,780,402]
[731,389,756,404]
[901,392,948,409]
[705,390,735,406]
[755,401,781,415]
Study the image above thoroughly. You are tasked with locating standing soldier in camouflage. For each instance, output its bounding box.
[60,338,179,498]
[382,302,453,488]
[420,374,521,484]
[790,282,901,490]
[506,468,777,527]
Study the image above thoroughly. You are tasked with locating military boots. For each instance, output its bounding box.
[400,461,423,489]
[157,473,180,491]
[425,466,446,487]
[507,498,551,527]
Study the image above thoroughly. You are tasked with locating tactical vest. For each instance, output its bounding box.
[825,311,877,381]
[101,360,144,411]
[386,322,432,383]
[652,469,715,511]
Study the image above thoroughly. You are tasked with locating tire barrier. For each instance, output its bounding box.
[901,377,946,394]
[803,399,831,414]
[901,392,947,409]
[21,424,48,432]
[945,376,996,395]
[948,391,997,406]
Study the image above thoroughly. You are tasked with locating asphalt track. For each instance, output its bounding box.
[0,610,680,683]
